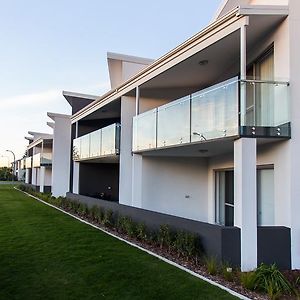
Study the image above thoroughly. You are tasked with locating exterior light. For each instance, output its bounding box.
[199,60,208,66]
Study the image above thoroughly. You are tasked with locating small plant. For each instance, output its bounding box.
[102,210,113,227]
[89,205,99,220]
[158,225,173,251]
[254,263,294,299]
[124,217,135,238]
[240,271,257,290]
[296,276,300,286]
[136,223,147,241]
[204,256,218,276]
[221,262,234,282]
[184,232,198,260]
[94,206,104,224]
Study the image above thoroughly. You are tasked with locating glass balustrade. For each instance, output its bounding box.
[133,108,157,151]
[32,153,52,167]
[191,77,239,142]
[41,153,52,165]
[101,123,120,156]
[132,77,290,152]
[25,157,32,169]
[157,96,190,147]
[240,80,290,134]
[90,129,101,158]
[73,123,120,161]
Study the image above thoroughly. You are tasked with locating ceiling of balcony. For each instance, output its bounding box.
[137,14,287,100]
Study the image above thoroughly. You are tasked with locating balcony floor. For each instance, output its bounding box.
[138,136,288,158]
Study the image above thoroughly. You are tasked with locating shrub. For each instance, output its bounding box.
[102,210,113,227]
[254,263,294,299]
[77,203,88,216]
[204,256,218,276]
[136,223,147,241]
[158,225,172,250]
[94,206,104,224]
[221,262,234,282]
[184,232,198,260]
[240,271,257,290]
[89,205,99,221]
[117,216,136,237]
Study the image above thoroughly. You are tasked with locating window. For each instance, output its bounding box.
[215,167,275,226]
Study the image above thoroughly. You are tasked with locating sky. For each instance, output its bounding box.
[0,0,221,166]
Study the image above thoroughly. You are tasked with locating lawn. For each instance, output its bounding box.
[0,185,237,300]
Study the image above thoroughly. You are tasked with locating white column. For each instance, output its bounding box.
[132,154,143,208]
[119,96,136,205]
[73,162,79,194]
[40,166,45,193]
[234,138,257,272]
[51,116,71,197]
[25,169,30,184]
[32,168,37,186]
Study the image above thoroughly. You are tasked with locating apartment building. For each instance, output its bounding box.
[24,132,53,193]
[19,0,298,272]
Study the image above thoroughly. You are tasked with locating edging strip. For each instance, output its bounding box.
[15,187,251,300]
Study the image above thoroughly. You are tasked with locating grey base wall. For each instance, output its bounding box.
[66,192,241,266]
[66,193,292,269]
[257,226,291,270]
[25,183,51,194]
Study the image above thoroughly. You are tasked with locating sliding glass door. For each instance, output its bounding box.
[215,168,275,226]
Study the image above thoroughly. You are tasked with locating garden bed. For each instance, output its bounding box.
[18,184,300,300]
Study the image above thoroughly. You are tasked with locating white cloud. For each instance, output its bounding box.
[0,81,111,160]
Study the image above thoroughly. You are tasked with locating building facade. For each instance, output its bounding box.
[21,0,300,271]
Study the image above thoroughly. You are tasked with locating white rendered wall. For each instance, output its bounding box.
[140,157,209,222]
[39,166,45,193]
[119,96,136,206]
[32,168,38,186]
[288,0,300,269]
[45,168,52,186]
[25,169,30,184]
[51,116,71,197]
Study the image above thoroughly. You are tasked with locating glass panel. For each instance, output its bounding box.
[257,169,275,226]
[241,80,289,127]
[133,109,157,151]
[32,153,41,168]
[90,129,101,158]
[73,138,81,161]
[25,157,32,169]
[101,124,116,156]
[80,135,90,159]
[215,170,234,227]
[41,153,52,165]
[157,96,190,147]
[225,205,234,227]
[191,78,239,142]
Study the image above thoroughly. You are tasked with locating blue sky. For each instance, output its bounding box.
[0,0,221,164]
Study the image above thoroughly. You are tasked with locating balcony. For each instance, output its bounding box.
[32,153,52,168]
[73,123,121,162]
[133,77,290,152]
[25,157,32,169]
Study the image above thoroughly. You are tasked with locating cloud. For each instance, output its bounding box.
[0,81,111,159]
[0,89,60,110]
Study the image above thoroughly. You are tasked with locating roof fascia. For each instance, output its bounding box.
[71,8,242,123]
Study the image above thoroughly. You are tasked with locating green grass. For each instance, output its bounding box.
[0,185,237,300]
